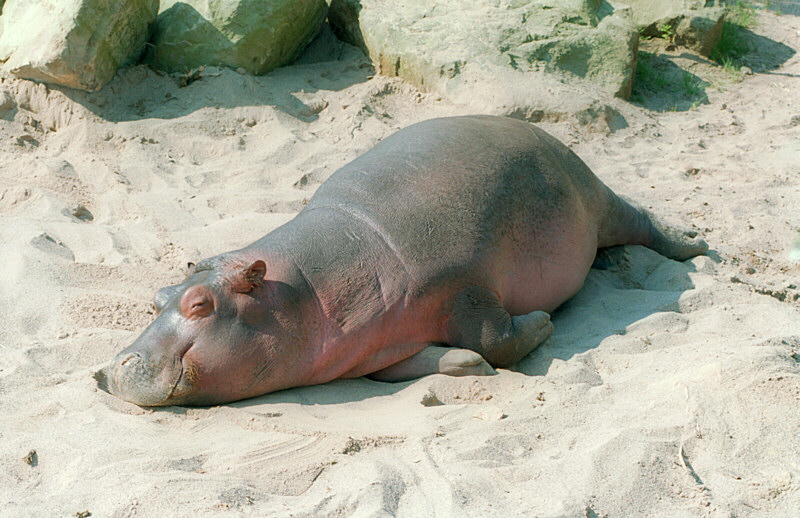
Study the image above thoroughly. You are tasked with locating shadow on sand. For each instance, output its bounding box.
[630,51,712,112]
[516,246,705,377]
[48,23,374,124]
[631,24,795,112]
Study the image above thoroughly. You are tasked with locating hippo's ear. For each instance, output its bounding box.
[187,262,196,276]
[233,260,267,293]
[155,284,182,314]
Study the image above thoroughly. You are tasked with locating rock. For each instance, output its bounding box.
[674,10,725,56]
[613,0,725,56]
[0,0,159,92]
[473,406,508,421]
[547,13,640,100]
[329,0,638,124]
[145,0,328,75]
[421,390,445,407]
[0,88,14,117]
[294,23,345,65]
[791,233,800,262]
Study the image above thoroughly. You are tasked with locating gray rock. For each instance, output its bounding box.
[294,23,345,65]
[329,0,638,124]
[145,0,328,75]
[0,88,14,118]
[792,233,800,262]
[0,0,159,91]
[613,0,725,56]
[674,13,725,57]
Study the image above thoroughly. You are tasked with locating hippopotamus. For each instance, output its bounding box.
[95,115,707,406]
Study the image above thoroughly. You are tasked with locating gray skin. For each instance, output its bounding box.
[96,115,708,406]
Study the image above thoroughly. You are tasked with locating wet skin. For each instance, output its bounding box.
[96,115,707,406]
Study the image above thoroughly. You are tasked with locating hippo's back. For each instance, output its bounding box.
[301,116,607,314]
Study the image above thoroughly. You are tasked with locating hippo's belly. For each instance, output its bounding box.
[498,218,598,315]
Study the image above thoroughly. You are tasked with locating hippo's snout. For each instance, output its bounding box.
[95,349,184,407]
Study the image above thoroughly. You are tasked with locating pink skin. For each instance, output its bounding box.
[171,256,325,404]
[97,254,321,406]
[98,242,458,406]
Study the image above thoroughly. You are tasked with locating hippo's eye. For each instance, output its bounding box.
[187,299,213,318]
[181,286,215,319]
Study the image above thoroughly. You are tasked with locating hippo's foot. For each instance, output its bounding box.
[449,287,554,369]
[511,310,554,356]
[368,346,497,382]
[611,196,709,261]
[647,214,709,261]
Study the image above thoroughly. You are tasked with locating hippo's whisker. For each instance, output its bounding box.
[249,356,276,390]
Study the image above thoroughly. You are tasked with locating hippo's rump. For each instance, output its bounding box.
[300,116,604,314]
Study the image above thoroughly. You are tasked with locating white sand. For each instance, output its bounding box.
[1,11,798,517]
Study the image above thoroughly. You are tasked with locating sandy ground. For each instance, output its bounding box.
[1,9,798,518]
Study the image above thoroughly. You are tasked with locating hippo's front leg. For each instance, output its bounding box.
[368,345,497,382]
[449,287,554,368]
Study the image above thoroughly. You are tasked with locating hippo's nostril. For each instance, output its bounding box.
[119,352,140,367]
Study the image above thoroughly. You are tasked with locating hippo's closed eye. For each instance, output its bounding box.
[181,286,214,319]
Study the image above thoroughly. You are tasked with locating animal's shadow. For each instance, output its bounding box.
[231,245,705,408]
[516,245,703,376]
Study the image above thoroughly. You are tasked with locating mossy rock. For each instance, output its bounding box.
[0,0,159,91]
[145,0,328,75]
[611,0,725,56]
[329,0,638,101]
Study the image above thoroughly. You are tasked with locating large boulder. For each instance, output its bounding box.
[328,0,638,123]
[0,0,158,92]
[145,0,328,75]
[611,0,725,56]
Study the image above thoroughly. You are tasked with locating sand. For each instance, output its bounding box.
[1,9,798,518]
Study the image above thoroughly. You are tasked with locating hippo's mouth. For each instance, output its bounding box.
[166,341,194,401]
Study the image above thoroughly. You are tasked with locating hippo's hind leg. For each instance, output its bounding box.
[368,345,497,382]
[448,287,554,369]
[600,193,708,261]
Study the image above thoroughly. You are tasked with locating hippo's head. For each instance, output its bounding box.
[95,254,321,406]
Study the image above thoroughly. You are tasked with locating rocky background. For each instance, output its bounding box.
[1,1,798,516]
[1,0,735,121]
